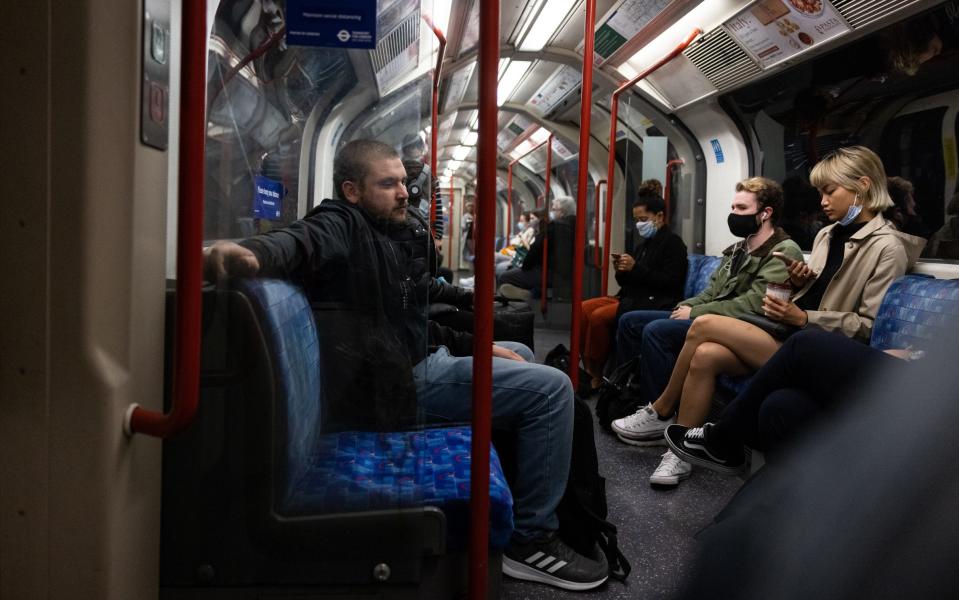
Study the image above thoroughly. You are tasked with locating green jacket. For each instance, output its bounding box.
[684,228,803,319]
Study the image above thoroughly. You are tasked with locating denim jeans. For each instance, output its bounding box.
[614,310,671,366]
[412,341,573,540]
[639,318,693,406]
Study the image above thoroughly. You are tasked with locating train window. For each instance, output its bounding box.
[204,4,355,240]
[724,1,959,260]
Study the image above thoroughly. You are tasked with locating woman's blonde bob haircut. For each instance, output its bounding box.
[809,146,894,212]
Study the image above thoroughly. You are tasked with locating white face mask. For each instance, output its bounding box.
[549,210,559,220]
[635,220,657,239]
[516,222,525,230]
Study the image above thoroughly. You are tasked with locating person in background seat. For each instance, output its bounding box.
[497,196,576,301]
[579,181,687,391]
[611,177,803,486]
[203,139,609,592]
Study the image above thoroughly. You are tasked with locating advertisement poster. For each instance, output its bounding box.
[589,0,671,66]
[286,0,377,49]
[724,0,850,68]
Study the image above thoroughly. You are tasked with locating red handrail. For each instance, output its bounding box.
[540,133,554,315]
[507,164,512,239]
[448,179,455,269]
[470,0,498,596]
[567,0,597,391]
[602,27,703,294]
[593,180,607,269]
[125,0,206,437]
[664,159,684,225]
[422,14,446,229]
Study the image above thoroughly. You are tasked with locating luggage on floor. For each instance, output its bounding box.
[429,298,535,351]
[594,357,644,431]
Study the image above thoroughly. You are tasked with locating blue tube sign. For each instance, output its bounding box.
[286,0,377,49]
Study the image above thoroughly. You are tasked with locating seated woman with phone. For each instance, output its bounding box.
[579,181,688,389]
[635,146,925,483]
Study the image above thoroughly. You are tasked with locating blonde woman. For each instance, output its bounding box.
[615,146,925,486]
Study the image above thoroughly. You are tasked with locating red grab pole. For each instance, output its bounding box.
[540,133,554,315]
[664,159,684,225]
[448,180,455,269]
[125,0,206,437]
[567,0,597,391]
[593,180,607,269]
[422,14,446,228]
[507,165,512,239]
[602,27,702,294]
[470,0,498,596]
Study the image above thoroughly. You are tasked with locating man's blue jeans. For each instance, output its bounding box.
[616,310,692,405]
[413,342,573,540]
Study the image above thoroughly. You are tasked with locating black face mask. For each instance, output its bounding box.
[727,212,762,238]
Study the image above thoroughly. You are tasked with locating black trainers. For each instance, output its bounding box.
[503,531,608,591]
[665,423,746,476]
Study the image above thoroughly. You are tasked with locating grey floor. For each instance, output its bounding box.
[500,327,743,600]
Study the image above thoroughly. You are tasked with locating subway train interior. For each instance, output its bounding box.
[5,0,959,598]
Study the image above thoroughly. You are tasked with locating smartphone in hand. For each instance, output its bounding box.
[772,251,795,267]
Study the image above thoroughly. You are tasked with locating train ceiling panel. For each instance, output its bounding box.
[630,0,933,111]
[371,9,421,92]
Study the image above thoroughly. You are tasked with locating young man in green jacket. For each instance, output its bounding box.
[612,177,803,484]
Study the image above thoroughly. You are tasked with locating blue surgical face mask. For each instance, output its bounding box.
[516,222,525,231]
[635,220,657,239]
[838,194,863,226]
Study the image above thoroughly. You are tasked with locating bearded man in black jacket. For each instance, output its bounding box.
[203,139,609,592]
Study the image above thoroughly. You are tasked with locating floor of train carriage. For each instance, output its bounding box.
[498,325,742,599]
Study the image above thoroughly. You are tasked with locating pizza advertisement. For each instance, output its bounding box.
[724,0,850,68]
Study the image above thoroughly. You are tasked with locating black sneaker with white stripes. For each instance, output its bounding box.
[664,423,746,476]
[503,531,608,591]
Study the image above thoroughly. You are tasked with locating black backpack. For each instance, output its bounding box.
[556,396,631,581]
[594,357,644,431]
[543,343,593,398]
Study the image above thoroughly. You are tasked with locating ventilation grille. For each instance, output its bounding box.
[370,10,420,79]
[832,0,924,29]
[684,28,761,91]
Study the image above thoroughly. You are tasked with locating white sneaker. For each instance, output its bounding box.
[611,404,673,445]
[649,450,692,487]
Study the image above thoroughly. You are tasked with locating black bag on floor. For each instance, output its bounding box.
[493,297,535,351]
[556,396,631,581]
[595,357,644,432]
[429,299,535,351]
[543,343,594,398]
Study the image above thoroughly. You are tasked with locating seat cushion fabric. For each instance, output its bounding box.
[282,426,515,549]
[870,275,959,350]
[685,254,723,299]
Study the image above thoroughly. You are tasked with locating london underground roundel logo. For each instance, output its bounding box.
[337,29,351,42]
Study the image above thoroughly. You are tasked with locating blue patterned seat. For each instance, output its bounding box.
[237,278,514,549]
[870,275,959,350]
[685,254,723,299]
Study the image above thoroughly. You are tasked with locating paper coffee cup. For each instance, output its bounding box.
[766,282,792,302]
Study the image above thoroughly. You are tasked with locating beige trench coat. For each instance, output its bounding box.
[792,214,926,341]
